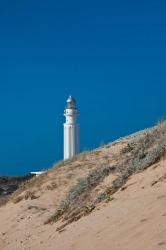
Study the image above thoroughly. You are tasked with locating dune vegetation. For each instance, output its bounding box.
[7,120,166,232]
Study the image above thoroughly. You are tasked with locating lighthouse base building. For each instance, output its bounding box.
[64,96,80,160]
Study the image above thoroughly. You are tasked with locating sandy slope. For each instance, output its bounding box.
[0,158,165,250]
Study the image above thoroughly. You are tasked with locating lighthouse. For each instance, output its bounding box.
[64,96,80,160]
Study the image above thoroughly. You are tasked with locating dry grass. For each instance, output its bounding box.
[45,121,166,229]
[10,148,117,205]
[44,164,115,225]
[6,120,166,231]
[96,121,166,201]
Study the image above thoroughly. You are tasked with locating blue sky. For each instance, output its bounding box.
[0,0,165,175]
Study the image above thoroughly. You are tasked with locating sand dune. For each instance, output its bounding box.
[0,123,166,250]
[0,159,166,250]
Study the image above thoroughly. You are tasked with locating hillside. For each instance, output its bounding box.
[0,175,33,206]
[0,121,166,250]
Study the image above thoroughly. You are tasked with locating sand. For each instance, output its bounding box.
[0,158,165,250]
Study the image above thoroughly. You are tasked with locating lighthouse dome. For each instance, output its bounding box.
[66,96,76,109]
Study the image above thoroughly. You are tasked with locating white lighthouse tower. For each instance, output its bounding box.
[64,96,79,160]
